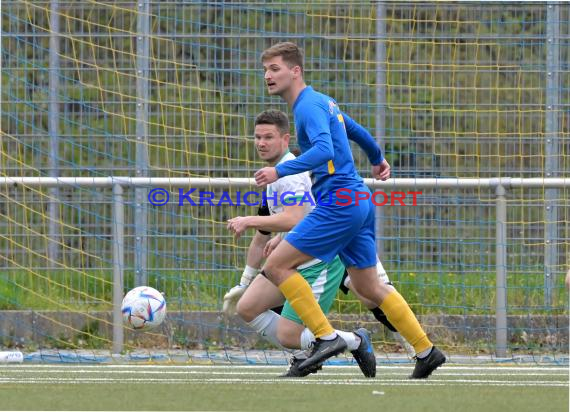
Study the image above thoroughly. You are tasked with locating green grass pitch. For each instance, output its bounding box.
[0,363,567,412]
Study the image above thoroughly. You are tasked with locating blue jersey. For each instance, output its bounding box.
[275,86,383,195]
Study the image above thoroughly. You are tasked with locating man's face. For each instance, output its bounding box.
[262,56,299,96]
[254,123,288,164]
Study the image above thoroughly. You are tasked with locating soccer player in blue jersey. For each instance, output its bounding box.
[254,42,445,379]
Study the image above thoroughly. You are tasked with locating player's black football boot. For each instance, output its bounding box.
[409,346,446,379]
[351,328,376,378]
[298,334,347,371]
[280,354,323,378]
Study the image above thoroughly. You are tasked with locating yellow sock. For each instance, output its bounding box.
[380,290,432,354]
[278,272,334,338]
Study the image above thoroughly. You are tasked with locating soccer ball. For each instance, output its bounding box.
[121,286,166,330]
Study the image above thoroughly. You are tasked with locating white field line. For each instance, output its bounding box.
[2,364,567,372]
[3,369,568,378]
[1,364,566,389]
[0,377,567,387]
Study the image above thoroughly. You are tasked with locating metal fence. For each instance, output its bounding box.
[1,1,569,357]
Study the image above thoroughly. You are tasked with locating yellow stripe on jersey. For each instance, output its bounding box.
[327,160,335,174]
[327,113,342,174]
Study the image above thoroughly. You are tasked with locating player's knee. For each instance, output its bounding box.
[353,280,383,302]
[235,298,255,323]
[263,260,280,278]
[262,261,287,284]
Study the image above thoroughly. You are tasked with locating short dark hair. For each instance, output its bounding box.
[254,110,290,135]
[261,42,304,73]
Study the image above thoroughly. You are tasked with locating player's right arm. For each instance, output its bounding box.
[229,203,306,235]
[235,204,306,232]
[274,103,334,178]
[228,174,310,237]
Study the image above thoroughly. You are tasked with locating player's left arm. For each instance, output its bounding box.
[341,111,391,180]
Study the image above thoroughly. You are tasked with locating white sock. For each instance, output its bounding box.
[416,346,433,359]
[300,328,315,350]
[292,349,308,360]
[247,310,286,350]
[336,330,360,351]
[320,332,338,341]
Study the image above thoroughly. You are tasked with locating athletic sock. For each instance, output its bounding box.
[278,272,335,338]
[416,347,432,359]
[300,328,316,350]
[247,310,286,350]
[320,332,338,341]
[335,330,360,351]
[379,290,432,355]
[298,328,353,349]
